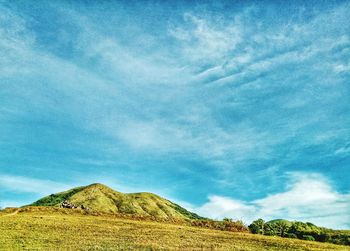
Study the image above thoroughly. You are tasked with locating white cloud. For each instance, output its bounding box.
[115,118,272,163]
[333,63,350,73]
[0,175,70,196]
[194,172,350,229]
[335,146,350,155]
[0,200,24,208]
[197,195,256,221]
[1,2,347,170]
[169,13,241,62]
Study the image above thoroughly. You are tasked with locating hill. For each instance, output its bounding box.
[29,183,203,220]
[1,207,348,251]
[267,219,293,226]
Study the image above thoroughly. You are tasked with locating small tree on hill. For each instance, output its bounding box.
[249,219,265,234]
[275,221,290,237]
[223,218,233,223]
[303,235,315,241]
[264,222,278,236]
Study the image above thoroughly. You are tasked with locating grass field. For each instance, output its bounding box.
[0,208,349,251]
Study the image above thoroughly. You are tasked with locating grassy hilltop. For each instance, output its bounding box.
[30,183,202,220]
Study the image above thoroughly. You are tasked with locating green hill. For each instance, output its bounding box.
[30,183,203,220]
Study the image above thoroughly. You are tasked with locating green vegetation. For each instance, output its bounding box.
[1,207,349,251]
[191,218,248,232]
[30,183,203,220]
[249,219,350,246]
[8,183,347,249]
[30,186,86,206]
[169,202,204,220]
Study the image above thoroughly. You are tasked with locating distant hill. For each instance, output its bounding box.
[266,219,293,226]
[30,183,203,220]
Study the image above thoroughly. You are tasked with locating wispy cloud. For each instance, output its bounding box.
[169,12,242,62]
[334,146,350,155]
[0,174,70,196]
[1,1,348,165]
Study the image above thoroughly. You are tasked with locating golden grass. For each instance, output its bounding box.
[0,208,349,251]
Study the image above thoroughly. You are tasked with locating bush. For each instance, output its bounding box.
[302,235,315,241]
[286,233,297,239]
[249,218,350,246]
[248,219,265,234]
[191,219,248,232]
[264,222,277,236]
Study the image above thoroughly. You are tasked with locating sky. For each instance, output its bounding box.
[0,0,349,229]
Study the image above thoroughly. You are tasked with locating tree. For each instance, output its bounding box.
[275,221,290,237]
[303,235,315,241]
[223,218,233,223]
[286,233,297,238]
[289,221,321,239]
[249,219,265,234]
[264,222,277,236]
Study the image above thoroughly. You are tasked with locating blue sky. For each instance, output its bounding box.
[0,0,349,229]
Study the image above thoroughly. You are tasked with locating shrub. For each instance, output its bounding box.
[249,218,350,246]
[303,235,315,241]
[286,233,297,239]
[248,219,265,234]
[264,222,277,236]
[191,219,248,232]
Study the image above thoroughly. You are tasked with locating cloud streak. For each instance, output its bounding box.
[0,174,70,196]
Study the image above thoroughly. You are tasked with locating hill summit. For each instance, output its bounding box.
[30,183,203,220]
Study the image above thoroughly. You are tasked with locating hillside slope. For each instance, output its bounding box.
[1,208,348,251]
[30,183,202,220]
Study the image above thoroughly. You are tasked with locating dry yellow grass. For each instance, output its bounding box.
[0,208,349,251]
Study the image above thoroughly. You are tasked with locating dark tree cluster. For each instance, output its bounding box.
[249,219,350,246]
